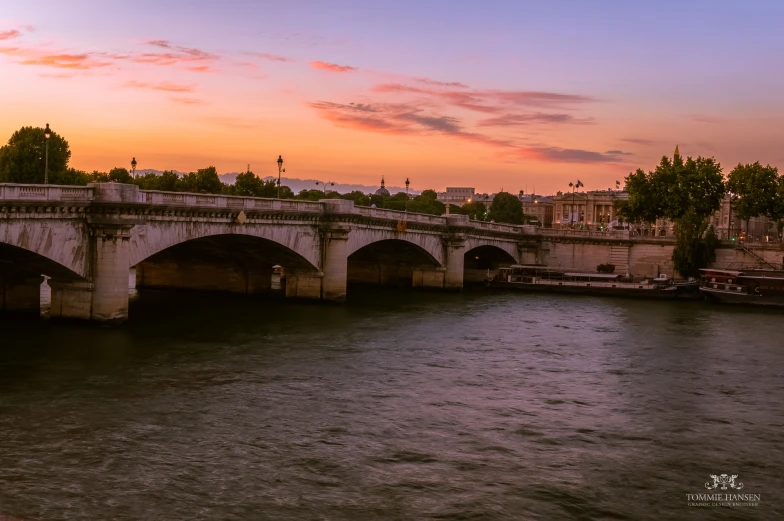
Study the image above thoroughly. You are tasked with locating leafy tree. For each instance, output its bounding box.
[52,167,91,185]
[340,191,371,206]
[0,126,71,184]
[179,166,223,194]
[487,191,524,224]
[459,201,487,219]
[108,167,133,183]
[618,153,725,277]
[419,189,438,200]
[233,170,264,196]
[726,162,780,232]
[297,189,327,201]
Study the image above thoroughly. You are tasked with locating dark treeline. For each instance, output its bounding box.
[0,125,535,224]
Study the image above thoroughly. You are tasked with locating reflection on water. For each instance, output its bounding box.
[2,286,783,520]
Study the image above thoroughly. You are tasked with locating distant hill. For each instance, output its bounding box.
[135,169,418,195]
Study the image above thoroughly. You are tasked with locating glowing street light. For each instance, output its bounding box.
[44,123,51,184]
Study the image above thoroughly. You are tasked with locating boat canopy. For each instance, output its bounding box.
[698,269,744,276]
[563,272,622,279]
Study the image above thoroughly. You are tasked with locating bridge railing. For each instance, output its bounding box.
[354,206,448,225]
[0,183,95,201]
[138,190,324,213]
[539,228,632,240]
[469,220,527,234]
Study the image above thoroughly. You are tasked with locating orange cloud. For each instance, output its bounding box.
[124,80,195,92]
[0,29,21,40]
[0,46,113,69]
[309,61,356,72]
[171,97,205,105]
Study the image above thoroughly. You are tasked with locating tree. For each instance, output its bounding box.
[108,167,133,183]
[460,201,487,219]
[233,170,264,196]
[0,126,71,184]
[179,166,223,194]
[618,153,725,277]
[340,191,371,206]
[487,191,524,224]
[726,162,780,233]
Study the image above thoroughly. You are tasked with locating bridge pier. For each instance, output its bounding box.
[284,270,324,299]
[321,224,350,302]
[49,223,133,324]
[443,236,466,290]
[0,276,42,316]
[412,267,446,288]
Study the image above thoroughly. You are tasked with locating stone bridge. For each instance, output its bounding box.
[0,183,534,322]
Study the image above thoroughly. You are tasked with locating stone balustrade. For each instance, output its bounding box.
[0,183,95,201]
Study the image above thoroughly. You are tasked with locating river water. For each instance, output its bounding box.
[0,287,782,520]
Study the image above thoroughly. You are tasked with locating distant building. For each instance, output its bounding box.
[520,194,554,228]
[552,189,630,230]
[437,187,475,206]
[711,194,774,241]
[374,176,390,197]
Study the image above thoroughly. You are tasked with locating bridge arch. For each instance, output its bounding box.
[0,222,89,281]
[463,243,518,284]
[347,231,444,266]
[347,238,442,287]
[131,225,321,295]
[130,221,321,269]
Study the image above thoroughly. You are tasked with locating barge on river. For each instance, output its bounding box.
[699,268,784,307]
[489,265,699,300]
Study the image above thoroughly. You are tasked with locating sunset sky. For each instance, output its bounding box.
[2,1,783,194]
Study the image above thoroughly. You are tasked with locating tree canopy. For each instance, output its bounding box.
[617,155,725,223]
[726,162,780,222]
[487,191,524,224]
[618,153,726,277]
[0,126,72,184]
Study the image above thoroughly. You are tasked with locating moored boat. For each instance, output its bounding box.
[490,265,700,300]
[699,268,784,307]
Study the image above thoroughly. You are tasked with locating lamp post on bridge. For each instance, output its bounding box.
[131,157,137,179]
[405,178,410,213]
[276,155,285,199]
[315,180,335,197]
[44,123,51,184]
[568,180,583,228]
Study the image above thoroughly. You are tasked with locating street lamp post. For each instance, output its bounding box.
[315,180,335,197]
[131,157,137,179]
[405,178,410,213]
[568,180,583,228]
[44,123,51,184]
[276,155,285,198]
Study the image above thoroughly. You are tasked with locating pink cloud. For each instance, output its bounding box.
[478,113,595,127]
[249,52,293,62]
[310,61,357,72]
[124,80,195,93]
[310,99,625,164]
[0,29,22,40]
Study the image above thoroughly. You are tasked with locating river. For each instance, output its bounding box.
[0,287,782,520]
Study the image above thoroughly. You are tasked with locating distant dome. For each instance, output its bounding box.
[375,176,390,196]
